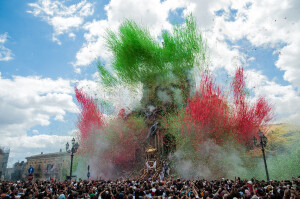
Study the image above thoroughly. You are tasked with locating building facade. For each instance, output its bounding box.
[26,151,70,181]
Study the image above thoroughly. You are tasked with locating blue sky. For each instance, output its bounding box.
[0,0,300,166]
[0,0,92,79]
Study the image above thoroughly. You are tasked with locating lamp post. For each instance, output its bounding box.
[252,130,270,182]
[66,138,79,180]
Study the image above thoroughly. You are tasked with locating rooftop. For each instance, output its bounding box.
[26,151,69,160]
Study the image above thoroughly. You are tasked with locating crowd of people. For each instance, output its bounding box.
[1,176,299,199]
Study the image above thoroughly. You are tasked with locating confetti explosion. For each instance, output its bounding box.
[73,15,299,180]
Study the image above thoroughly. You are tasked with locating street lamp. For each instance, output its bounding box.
[66,138,79,180]
[252,130,270,182]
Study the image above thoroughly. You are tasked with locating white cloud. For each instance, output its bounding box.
[32,129,39,134]
[182,0,231,30]
[74,20,110,66]
[201,0,300,89]
[0,75,78,166]
[0,75,78,137]
[0,33,14,61]
[0,34,8,43]
[276,36,300,91]
[245,69,300,123]
[67,129,78,135]
[105,0,173,35]
[28,0,94,44]
[74,67,81,74]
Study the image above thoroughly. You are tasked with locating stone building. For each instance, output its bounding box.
[26,150,70,181]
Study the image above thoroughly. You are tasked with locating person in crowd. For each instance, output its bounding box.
[0,176,299,199]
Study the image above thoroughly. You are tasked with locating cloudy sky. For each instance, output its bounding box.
[0,0,299,166]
